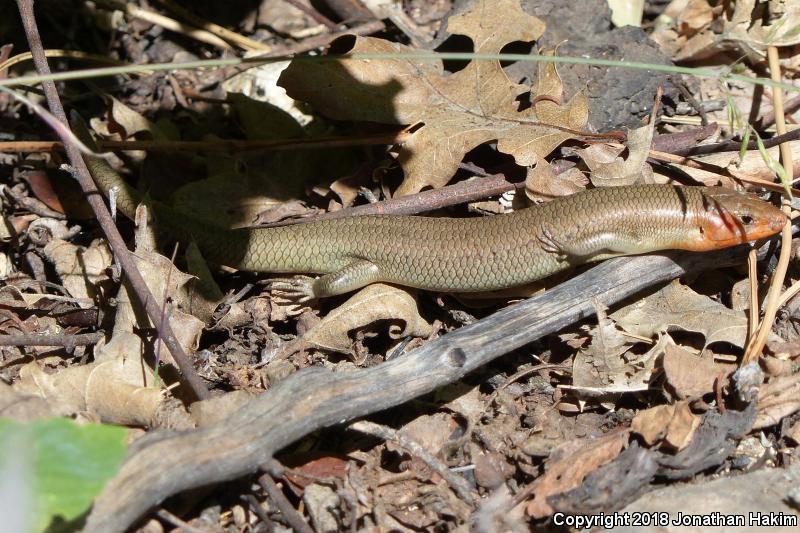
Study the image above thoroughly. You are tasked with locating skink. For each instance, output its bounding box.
[80,134,786,300]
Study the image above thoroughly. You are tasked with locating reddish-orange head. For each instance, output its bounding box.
[689,188,786,251]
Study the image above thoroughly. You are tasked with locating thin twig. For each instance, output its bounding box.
[672,77,709,126]
[15,0,209,400]
[758,94,800,129]
[283,0,338,30]
[648,148,800,195]
[156,509,211,533]
[156,0,271,51]
[0,130,407,154]
[747,248,758,339]
[257,470,314,533]
[198,19,386,91]
[0,332,104,347]
[349,420,476,505]
[261,173,524,227]
[93,0,233,50]
[672,127,800,157]
[242,494,276,532]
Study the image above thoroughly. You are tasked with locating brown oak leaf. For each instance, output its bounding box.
[278,0,588,195]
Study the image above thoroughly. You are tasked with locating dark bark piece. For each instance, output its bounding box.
[85,246,760,532]
[656,405,757,480]
[548,443,660,514]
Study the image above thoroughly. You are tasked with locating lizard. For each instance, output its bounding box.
[75,120,786,302]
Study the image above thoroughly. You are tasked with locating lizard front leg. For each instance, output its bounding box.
[538,224,650,262]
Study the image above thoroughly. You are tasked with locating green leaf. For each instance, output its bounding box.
[0,418,128,532]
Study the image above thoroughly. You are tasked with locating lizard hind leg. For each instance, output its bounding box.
[267,259,382,302]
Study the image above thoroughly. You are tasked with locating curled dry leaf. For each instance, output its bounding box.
[663,343,733,399]
[571,306,665,395]
[42,238,112,307]
[113,249,205,366]
[723,0,800,49]
[525,430,628,518]
[12,332,191,428]
[222,60,314,128]
[610,281,753,349]
[0,382,55,421]
[753,372,800,430]
[278,0,588,196]
[107,96,171,141]
[579,120,656,187]
[630,400,702,452]
[524,162,588,202]
[183,240,225,323]
[283,455,350,495]
[392,412,460,456]
[301,283,432,353]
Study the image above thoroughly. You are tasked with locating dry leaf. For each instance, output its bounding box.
[611,281,751,349]
[525,430,628,518]
[663,343,733,399]
[283,455,350,494]
[279,0,588,195]
[13,332,190,428]
[471,442,513,489]
[656,0,800,61]
[631,404,675,445]
[678,0,716,33]
[183,240,225,323]
[109,246,205,374]
[107,96,171,140]
[663,401,703,450]
[524,162,588,202]
[571,307,666,395]
[392,412,460,456]
[222,60,314,128]
[0,382,55,421]
[753,373,800,430]
[723,0,800,50]
[302,283,432,353]
[580,120,656,187]
[42,238,112,306]
[631,400,702,451]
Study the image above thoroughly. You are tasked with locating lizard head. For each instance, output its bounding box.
[689,188,786,251]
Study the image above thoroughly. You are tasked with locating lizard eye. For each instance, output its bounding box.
[740,215,754,225]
